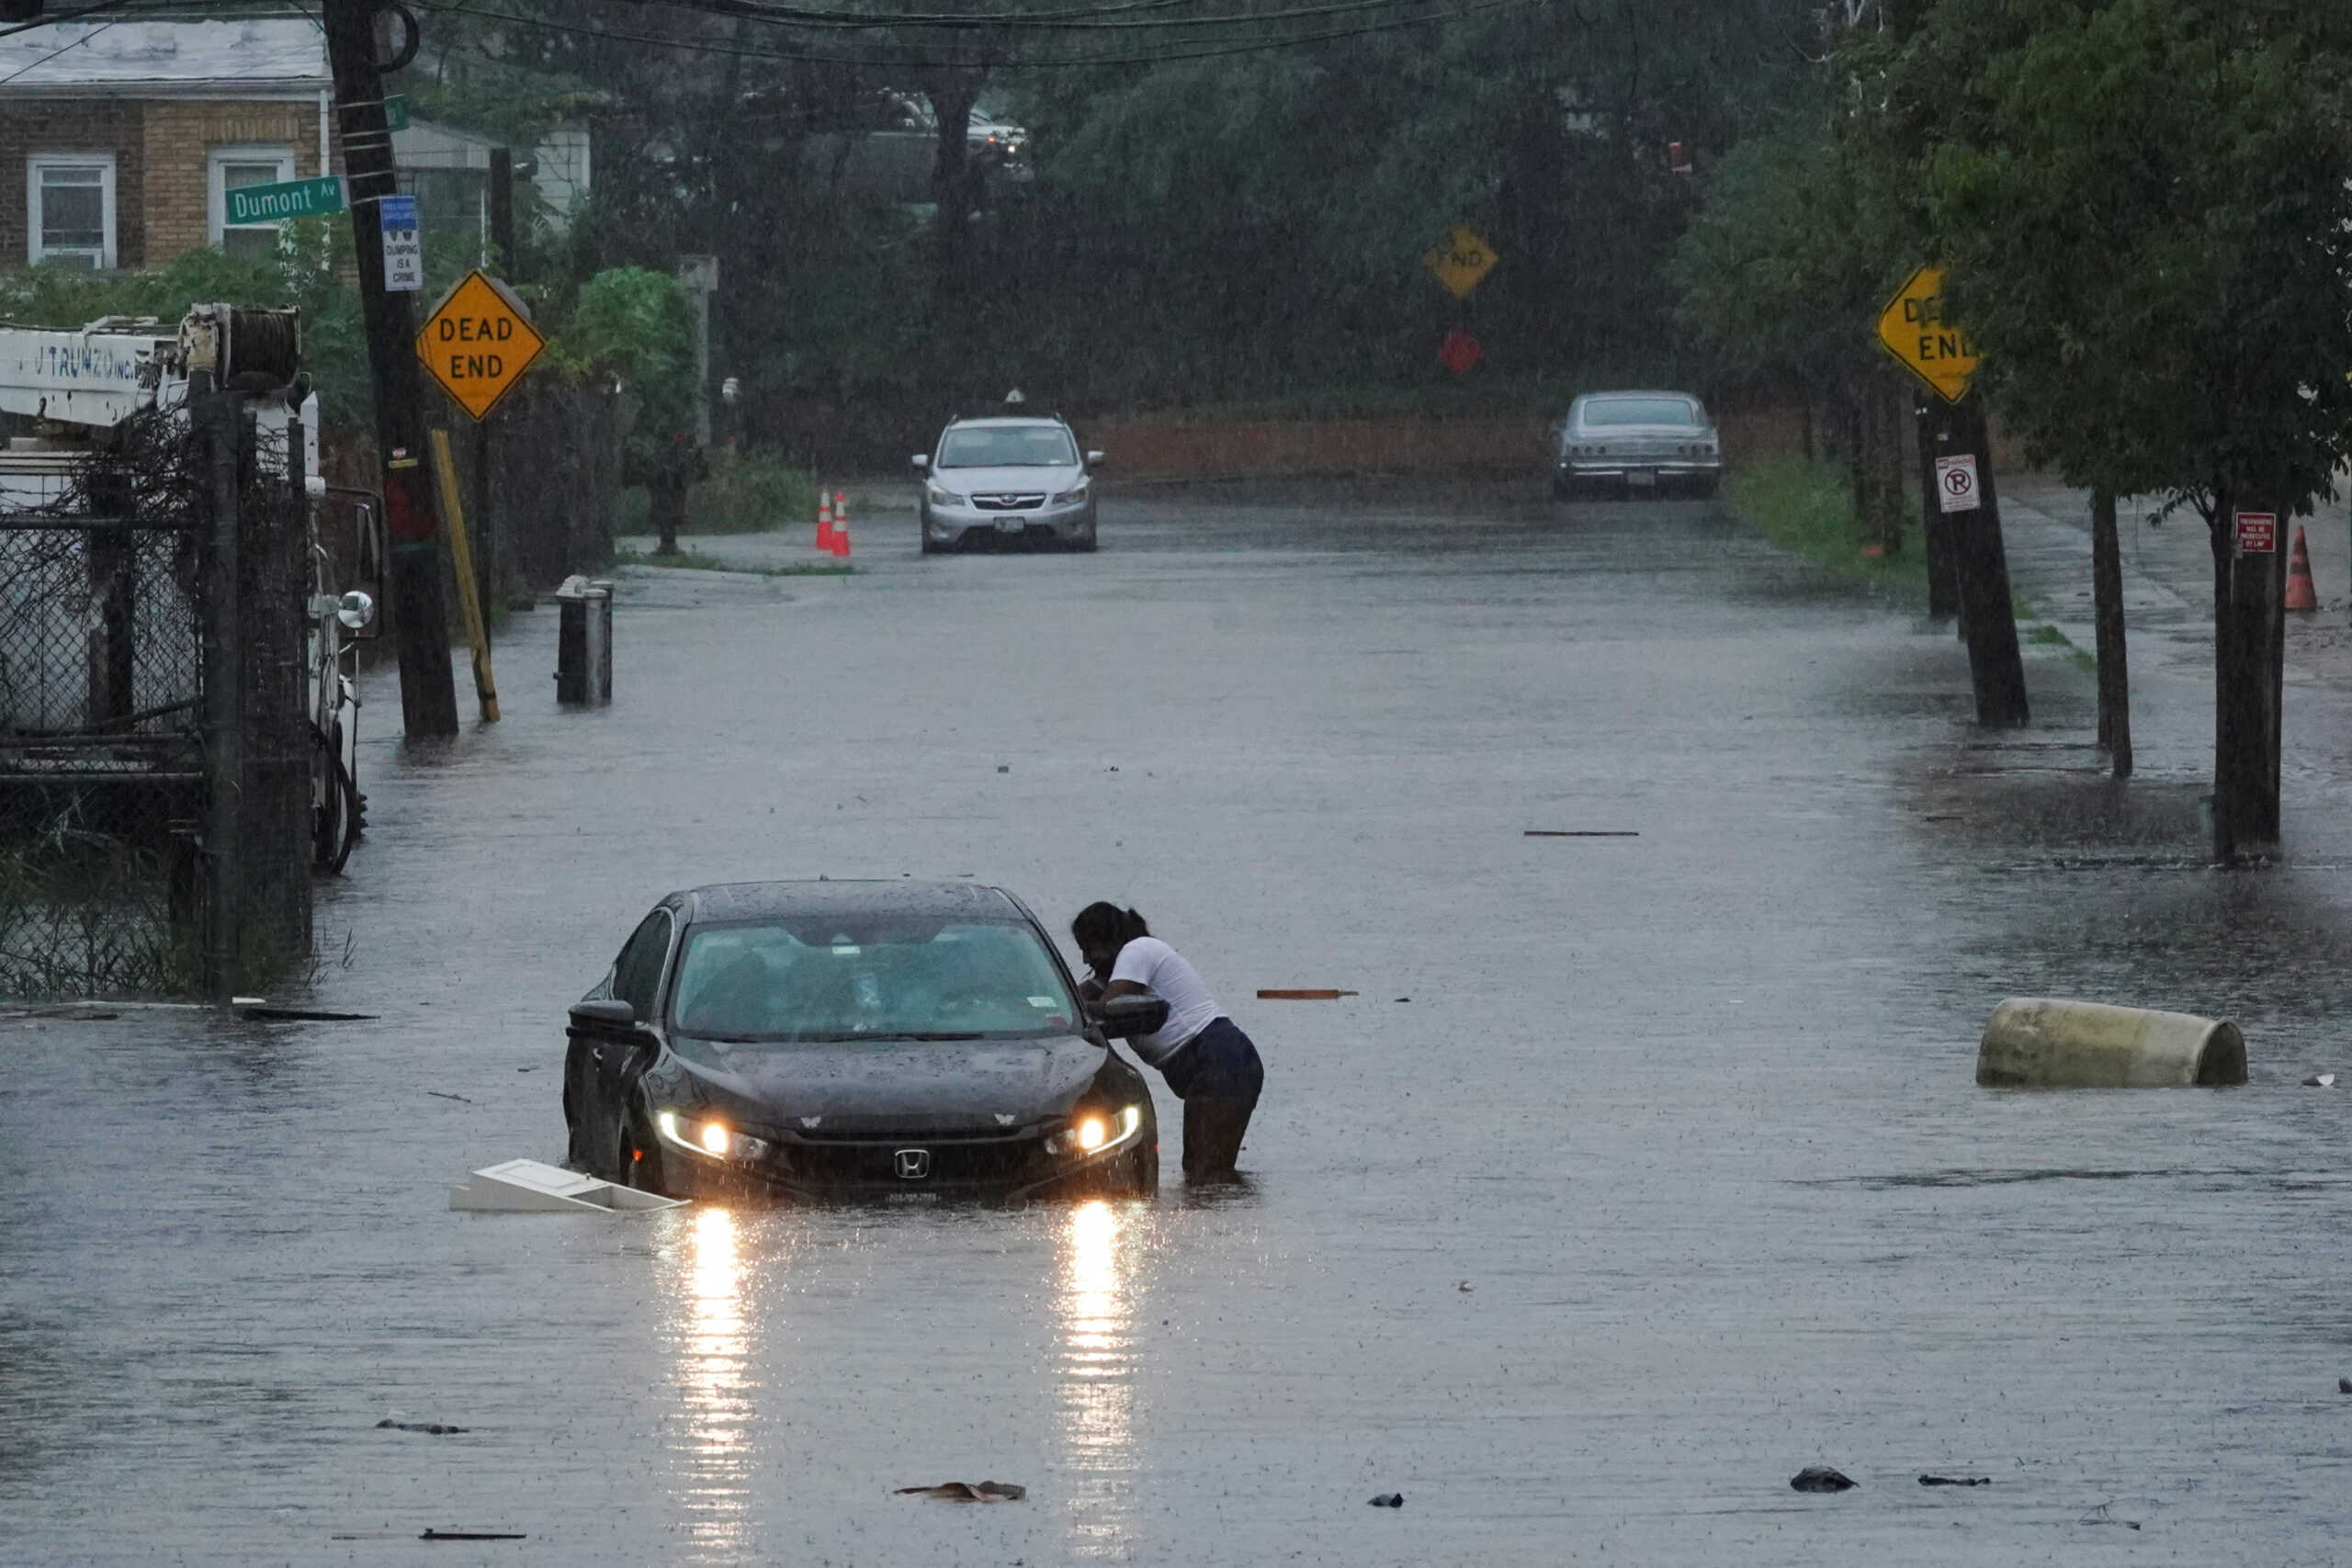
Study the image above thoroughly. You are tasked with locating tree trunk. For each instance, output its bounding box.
[2210,490,2287,860]
[922,72,984,301]
[2090,486,2132,778]
[1916,396,1959,617]
[1872,378,1906,555]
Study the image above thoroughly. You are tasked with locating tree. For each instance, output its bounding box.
[1909,0,2352,852]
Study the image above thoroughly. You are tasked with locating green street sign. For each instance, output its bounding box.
[225,175,346,227]
[385,95,410,131]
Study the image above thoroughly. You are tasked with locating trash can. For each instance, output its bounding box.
[554,575,612,705]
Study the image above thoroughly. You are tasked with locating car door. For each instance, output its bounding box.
[568,907,673,1172]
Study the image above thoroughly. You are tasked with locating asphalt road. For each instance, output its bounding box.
[7,484,2352,1566]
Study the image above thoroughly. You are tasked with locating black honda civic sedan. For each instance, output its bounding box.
[562,880,1165,1201]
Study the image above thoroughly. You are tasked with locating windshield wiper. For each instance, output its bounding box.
[892,1031,988,1041]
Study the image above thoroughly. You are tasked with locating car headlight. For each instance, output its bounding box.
[927,484,966,507]
[1051,479,1090,505]
[1046,1104,1144,1158]
[656,1108,771,1163]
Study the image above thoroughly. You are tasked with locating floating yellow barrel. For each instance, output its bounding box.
[1977,998,2246,1088]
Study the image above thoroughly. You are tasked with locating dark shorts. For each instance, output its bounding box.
[1161,1017,1264,1102]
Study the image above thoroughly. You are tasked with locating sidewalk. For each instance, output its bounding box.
[1996,471,2352,790]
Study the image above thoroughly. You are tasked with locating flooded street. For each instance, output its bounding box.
[8,487,2352,1565]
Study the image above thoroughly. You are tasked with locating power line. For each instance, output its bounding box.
[418,0,1544,68]
[0,16,121,82]
[0,0,163,42]
[624,0,1512,33]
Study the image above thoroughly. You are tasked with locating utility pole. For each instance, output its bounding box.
[323,0,458,739]
[679,254,718,448]
[1927,396,2030,727]
[2211,496,2288,860]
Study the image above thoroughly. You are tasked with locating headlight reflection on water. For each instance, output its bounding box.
[670,1205,753,1558]
[1057,1198,1139,1556]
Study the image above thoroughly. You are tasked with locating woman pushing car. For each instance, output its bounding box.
[1071,903,1264,1182]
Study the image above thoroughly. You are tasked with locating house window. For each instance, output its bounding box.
[28,154,116,269]
[208,145,297,259]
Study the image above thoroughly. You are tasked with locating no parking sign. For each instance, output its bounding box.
[1934,453,1982,513]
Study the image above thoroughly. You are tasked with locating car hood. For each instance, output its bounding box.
[665,1032,1110,1132]
[931,465,1082,495]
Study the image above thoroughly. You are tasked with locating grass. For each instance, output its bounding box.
[1724,456,1928,599]
[613,547,854,577]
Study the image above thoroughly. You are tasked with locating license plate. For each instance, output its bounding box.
[995,516,1024,533]
[1626,469,1657,488]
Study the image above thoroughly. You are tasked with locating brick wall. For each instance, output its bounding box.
[0,99,144,265]
[141,97,335,263]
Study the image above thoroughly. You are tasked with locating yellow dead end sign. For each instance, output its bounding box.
[416,268,546,421]
[1876,265,1980,403]
[1423,224,1498,300]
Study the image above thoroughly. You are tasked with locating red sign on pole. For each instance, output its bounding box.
[2235,510,2278,555]
[1438,330,1484,376]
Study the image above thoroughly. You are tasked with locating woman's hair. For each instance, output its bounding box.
[1071,901,1149,949]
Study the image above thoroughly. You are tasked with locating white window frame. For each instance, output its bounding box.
[207,143,298,251]
[27,152,117,269]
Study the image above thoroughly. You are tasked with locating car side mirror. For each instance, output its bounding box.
[911,454,930,471]
[569,998,645,1036]
[1096,993,1169,1041]
[1084,450,1104,468]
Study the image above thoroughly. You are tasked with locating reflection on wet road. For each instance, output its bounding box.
[1057,1198,1138,1556]
[670,1205,754,1560]
[6,487,2352,1564]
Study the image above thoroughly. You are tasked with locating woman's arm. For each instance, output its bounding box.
[1081,977,1148,1018]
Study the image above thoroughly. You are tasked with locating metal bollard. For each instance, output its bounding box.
[554,575,613,705]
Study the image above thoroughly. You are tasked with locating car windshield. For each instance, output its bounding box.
[937,425,1079,468]
[1582,397,1700,427]
[669,917,1080,1042]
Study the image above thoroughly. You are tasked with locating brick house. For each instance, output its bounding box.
[0,16,340,271]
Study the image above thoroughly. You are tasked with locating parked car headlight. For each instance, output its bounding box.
[927,484,966,507]
[1046,1103,1144,1157]
[656,1108,770,1162]
[1051,479,1090,504]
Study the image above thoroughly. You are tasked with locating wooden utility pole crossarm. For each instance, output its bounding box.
[322,0,459,739]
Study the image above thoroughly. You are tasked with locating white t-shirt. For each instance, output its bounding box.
[1107,936,1221,1067]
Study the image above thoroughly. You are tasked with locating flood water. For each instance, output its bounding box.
[6,487,2351,1565]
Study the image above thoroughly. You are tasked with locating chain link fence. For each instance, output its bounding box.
[0,407,311,998]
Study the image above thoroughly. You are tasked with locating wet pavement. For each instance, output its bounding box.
[7,483,2352,1565]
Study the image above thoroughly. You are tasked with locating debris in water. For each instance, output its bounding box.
[2078,1501,2143,1530]
[2338,1378,2350,1394]
[1456,1281,1473,1292]
[2303,1073,2335,1088]
[1918,1474,1989,1487]
[997,765,1010,773]
[379,1418,469,1435]
[897,1482,1026,1502]
[1368,1493,1404,1508]
[421,1529,526,1540]
[425,1090,473,1103]
[1791,1467,1857,1494]
[1524,829,1639,838]
[240,1007,378,1021]
[1256,988,1357,999]
[1394,996,1410,1002]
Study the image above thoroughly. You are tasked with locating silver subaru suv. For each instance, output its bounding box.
[913,414,1101,553]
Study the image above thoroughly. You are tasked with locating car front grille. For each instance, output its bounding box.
[763,1128,1052,1190]
[972,493,1049,511]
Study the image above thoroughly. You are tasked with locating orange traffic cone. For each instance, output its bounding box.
[2287,525,2318,612]
[831,515,852,559]
[816,491,835,551]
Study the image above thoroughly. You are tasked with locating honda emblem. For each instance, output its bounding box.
[894,1148,932,1179]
